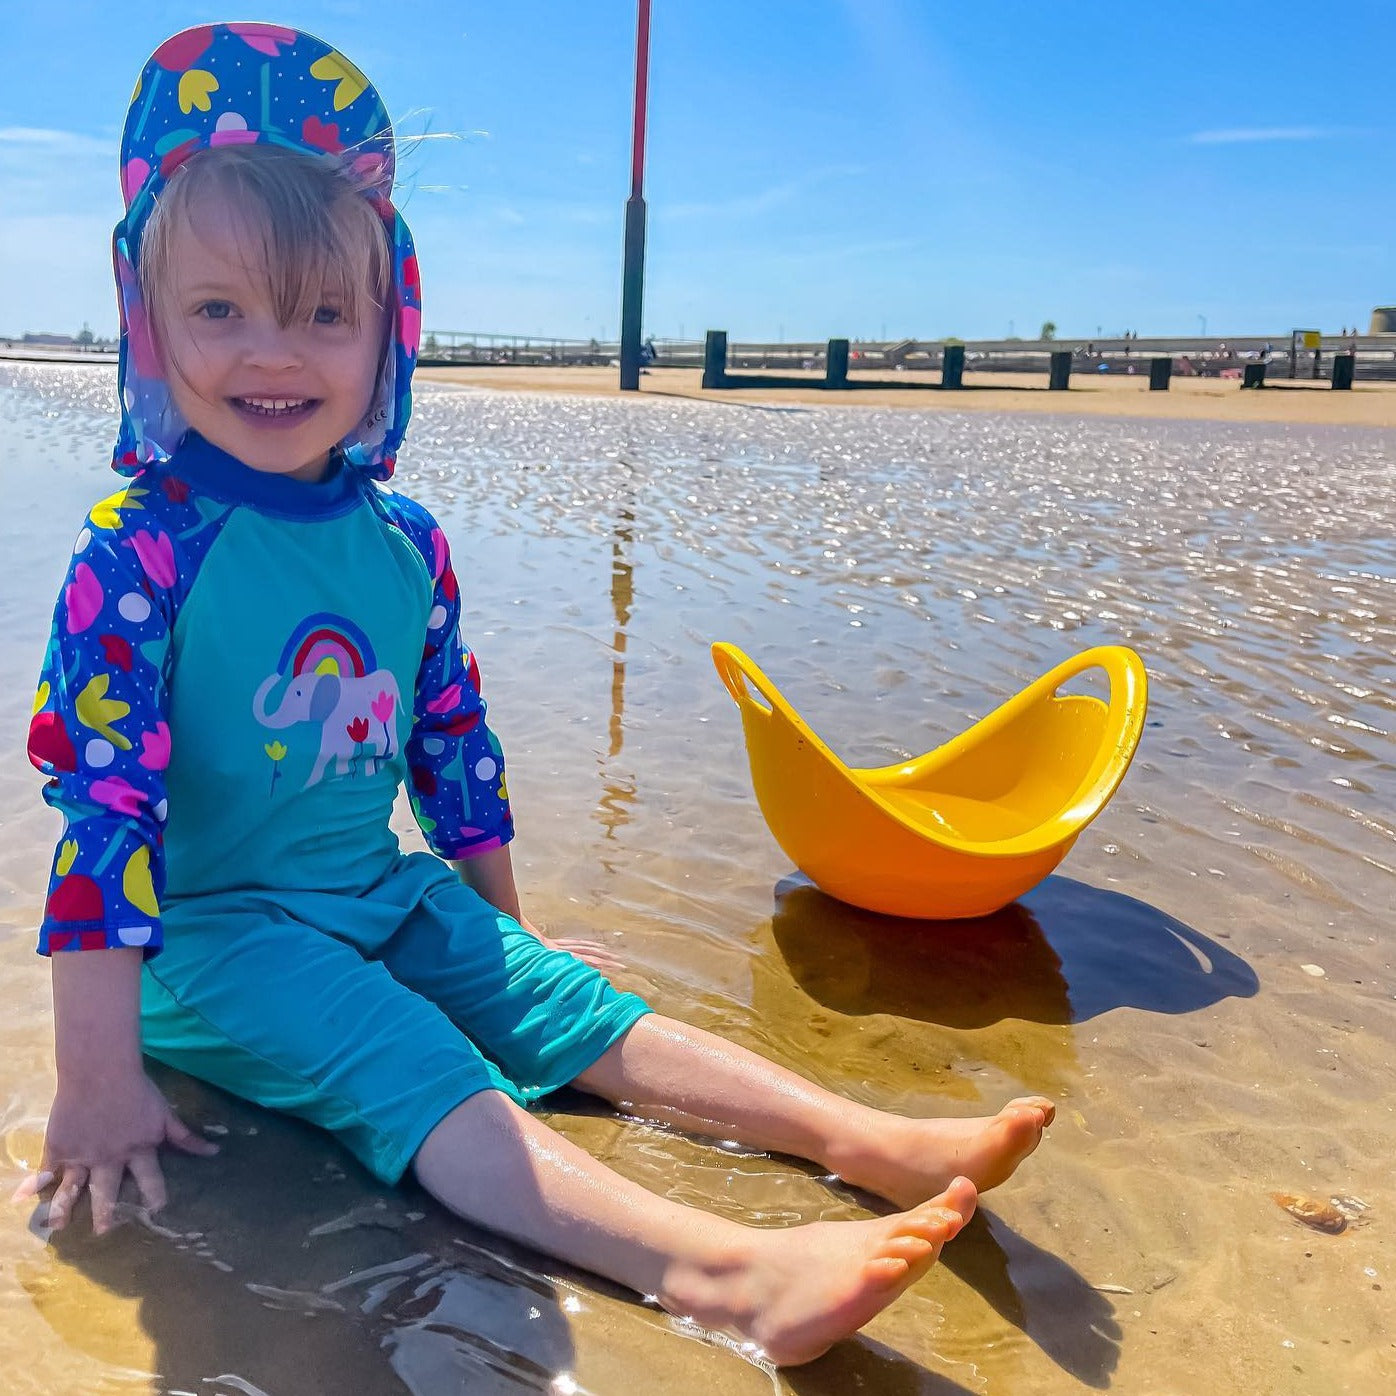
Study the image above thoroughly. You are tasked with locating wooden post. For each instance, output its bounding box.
[825,338,849,388]
[1242,362,1266,389]
[941,344,965,389]
[1049,350,1071,391]
[702,330,728,389]
[1332,352,1355,390]
[1149,357,1172,391]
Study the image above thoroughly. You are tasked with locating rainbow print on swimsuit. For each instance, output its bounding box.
[253,613,402,788]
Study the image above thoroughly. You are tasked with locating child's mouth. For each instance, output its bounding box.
[231,397,319,423]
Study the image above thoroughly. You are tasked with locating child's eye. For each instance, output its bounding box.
[197,301,233,321]
[313,305,345,326]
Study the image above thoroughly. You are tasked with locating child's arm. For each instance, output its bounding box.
[21,491,217,1229]
[14,949,217,1232]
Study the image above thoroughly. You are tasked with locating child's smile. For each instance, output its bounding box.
[152,199,384,483]
[231,396,319,425]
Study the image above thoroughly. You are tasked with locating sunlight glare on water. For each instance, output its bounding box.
[1,363,1392,1396]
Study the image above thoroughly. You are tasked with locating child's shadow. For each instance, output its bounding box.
[941,1208,1122,1388]
[29,1075,586,1396]
[782,1208,1122,1395]
[770,872,1258,1028]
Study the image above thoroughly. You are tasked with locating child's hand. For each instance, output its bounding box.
[519,915,627,974]
[541,935,628,973]
[13,1071,218,1234]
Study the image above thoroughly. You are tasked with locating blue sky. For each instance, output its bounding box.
[3,1,1393,342]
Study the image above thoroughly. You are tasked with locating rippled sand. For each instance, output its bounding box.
[1,363,1392,1395]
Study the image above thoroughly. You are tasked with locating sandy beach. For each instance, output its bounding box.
[418,363,1396,428]
[1,360,1392,1395]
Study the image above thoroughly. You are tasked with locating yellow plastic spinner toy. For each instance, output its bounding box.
[712,642,1148,919]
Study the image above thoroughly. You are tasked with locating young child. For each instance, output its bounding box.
[19,24,1054,1367]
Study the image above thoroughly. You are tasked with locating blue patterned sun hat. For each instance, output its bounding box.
[112,22,421,480]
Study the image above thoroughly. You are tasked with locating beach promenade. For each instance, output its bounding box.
[420,364,1396,427]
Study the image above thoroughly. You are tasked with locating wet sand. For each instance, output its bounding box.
[1,361,1393,1395]
[418,363,1396,428]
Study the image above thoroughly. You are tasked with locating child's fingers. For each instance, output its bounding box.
[45,1165,89,1230]
[550,938,626,971]
[127,1149,168,1214]
[165,1111,219,1157]
[88,1161,125,1235]
[11,1169,56,1203]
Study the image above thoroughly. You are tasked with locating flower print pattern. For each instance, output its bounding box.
[371,689,396,762]
[29,466,235,954]
[301,115,343,155]
[102,634,134,671]
[139,722,172,771]
[227,22,297,57]
[75,674,132,748]
[152,27,214,71]
[65,564,104,633]
[178,69,219,114]
[308,50,370,111]
[91,485,147,531]
[131,528,177,587]
[265,740,287,796]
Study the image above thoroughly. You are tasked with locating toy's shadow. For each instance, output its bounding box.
[771,872,1258,1027]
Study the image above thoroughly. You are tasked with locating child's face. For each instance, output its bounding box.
[152,196,386,483]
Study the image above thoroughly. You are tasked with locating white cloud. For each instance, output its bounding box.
[1187,126,1354,145]
[663,164,865,220]
[0,127,114,156]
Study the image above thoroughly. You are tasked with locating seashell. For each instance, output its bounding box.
[1329,1195,1371,1219]
[1271,1192,1347,1234]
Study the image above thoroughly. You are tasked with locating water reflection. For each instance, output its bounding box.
[4,366,1392,1395]
[595,502,638,850]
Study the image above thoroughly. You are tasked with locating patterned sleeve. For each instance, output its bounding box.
[389,500,514,859]
[27,486,178,955]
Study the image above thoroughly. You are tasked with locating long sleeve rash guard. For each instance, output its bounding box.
[27,433,514,955]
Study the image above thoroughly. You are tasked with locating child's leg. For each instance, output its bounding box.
[572,1016,1053,1208]
[412,1088,977,1367]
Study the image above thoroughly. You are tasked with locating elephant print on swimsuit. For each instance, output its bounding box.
[253,614,401,789]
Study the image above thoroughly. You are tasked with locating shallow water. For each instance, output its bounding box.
[1,362,1392,1395]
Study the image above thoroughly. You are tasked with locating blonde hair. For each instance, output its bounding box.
[139,143,393,337]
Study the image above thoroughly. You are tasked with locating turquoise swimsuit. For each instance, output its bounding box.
[30,433,648,1181]
[27,24,649,1179]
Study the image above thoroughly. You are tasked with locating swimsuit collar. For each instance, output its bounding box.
[169,432,363,519]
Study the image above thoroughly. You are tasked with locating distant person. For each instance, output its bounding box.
[18,20,1051,1370]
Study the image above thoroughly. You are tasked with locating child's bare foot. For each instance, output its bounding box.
[829,1097,1055,1208]
[659,1176,976,1366]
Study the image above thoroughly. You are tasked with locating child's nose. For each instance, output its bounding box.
[242,324,304,370]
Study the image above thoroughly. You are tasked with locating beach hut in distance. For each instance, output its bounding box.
[1370,307,1396,334]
